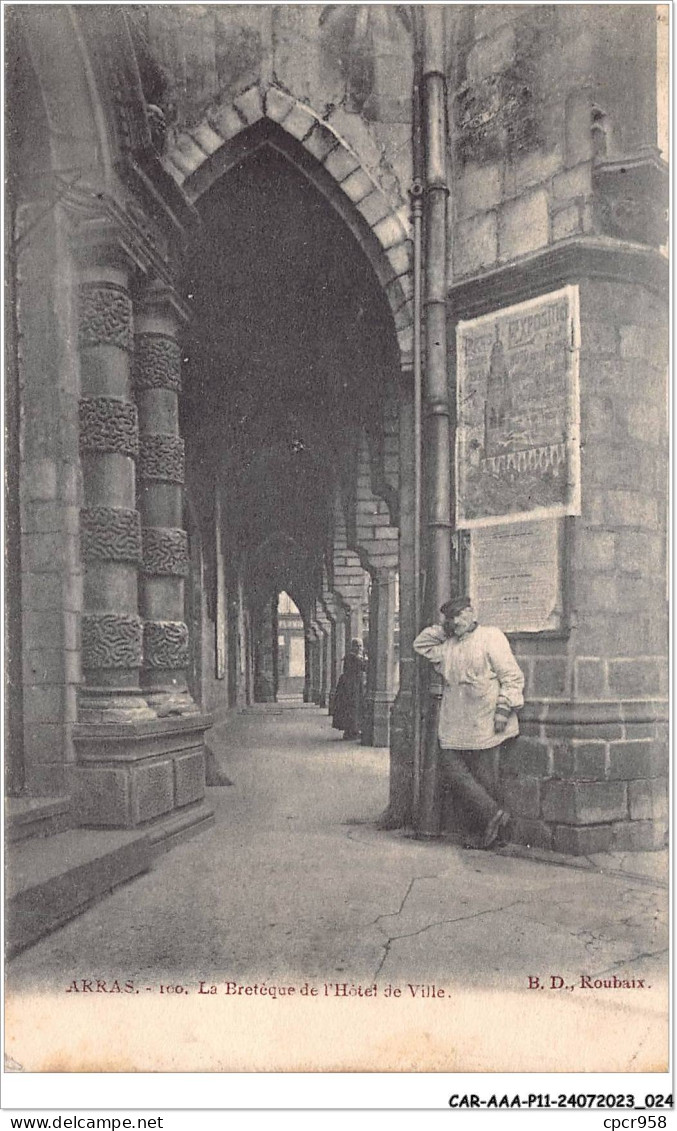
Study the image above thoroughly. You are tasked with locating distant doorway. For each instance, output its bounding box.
[277,592,305,701]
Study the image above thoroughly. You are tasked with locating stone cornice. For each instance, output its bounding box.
[68,188,184,285]
[448,237,668,322]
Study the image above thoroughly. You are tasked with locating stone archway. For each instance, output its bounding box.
[178,123,406,737]
[164,83,413,369]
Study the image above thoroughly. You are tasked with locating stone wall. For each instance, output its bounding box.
[446,4,667,852]
[354,432,398,574]
[16,209,83,796]
[501,277,668,854]
[145,4,414,206]
[448,5,661,279]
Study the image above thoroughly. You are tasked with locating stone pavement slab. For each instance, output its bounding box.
[6,706,669,1072]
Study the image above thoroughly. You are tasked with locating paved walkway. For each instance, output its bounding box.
[7,705,669,1073]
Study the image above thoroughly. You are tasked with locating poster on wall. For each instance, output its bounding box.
[456,285,581,529]
[468,518,564,634]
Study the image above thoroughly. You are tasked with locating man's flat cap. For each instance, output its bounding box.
[440,595,472,618]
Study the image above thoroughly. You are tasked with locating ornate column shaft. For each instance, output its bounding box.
[134,281,196,714]
[71,227,212,833]
[77,244,153,721]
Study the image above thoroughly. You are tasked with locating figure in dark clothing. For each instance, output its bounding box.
[331,638,366,740]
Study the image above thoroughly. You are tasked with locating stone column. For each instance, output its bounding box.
[134,281,196,715]
[388,369,417,824]
[333,607,347,688]
[252,601,276,703]
[72,246,212,832]
[76,245,153,722]
[324,595,345,710]
[316,607,332,708]
[346,603,363,645]
[363,568,397,748]
[303,631,312,702]
[309,624,322,704]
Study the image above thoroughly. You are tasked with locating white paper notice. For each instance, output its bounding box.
[469,519,563,633]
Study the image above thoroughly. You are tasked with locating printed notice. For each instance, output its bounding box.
[469,519,563,633]
[456,286,581,528]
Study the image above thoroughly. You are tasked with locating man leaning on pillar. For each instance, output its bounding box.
[414,596,525,850]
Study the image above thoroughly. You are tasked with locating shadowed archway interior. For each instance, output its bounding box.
[181,143,397,640]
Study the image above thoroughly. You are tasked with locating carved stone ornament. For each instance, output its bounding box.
[81,507,142,563]
[143,620,190,670]
[79,398,139,459]
[79,283,133,352]
[138,433,185,484]
[134,333,182,394]
[82,612,143,669]
[142,526,190,577]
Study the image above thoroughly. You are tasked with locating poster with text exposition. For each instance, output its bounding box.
[456,286,580,528]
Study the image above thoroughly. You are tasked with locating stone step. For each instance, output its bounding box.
[6,827,153,958]
[240,702,319,713]
[6,795,72,843]
[6,802,214,957]
[147,799,215,856]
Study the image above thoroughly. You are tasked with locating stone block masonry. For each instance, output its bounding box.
[498,704,668,854]
[493,272,667,854]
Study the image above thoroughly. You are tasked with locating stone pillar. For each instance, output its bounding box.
[271,596,279,700]
[134,281,196,716]
[309,625,322,704]
[389,369,417,824]
[303,631,312,702]
[316,607,332,708]
[362,568,397,748]
[71,232,212,832]
[252,601,276,703]
[324,595,346,711]
[76,247,153,723]
[346,603,363,645]
[333,607,347,692]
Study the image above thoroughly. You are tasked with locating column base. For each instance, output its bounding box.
[71,713,213,828]
[144,689,202,718]
[78,686,157,724]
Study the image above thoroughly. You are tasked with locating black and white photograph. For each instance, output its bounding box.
[4,1,669,1086]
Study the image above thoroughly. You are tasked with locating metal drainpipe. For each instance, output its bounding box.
[417,5,452,837]
[410,5,424,820]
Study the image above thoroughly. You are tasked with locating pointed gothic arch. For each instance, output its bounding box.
[164,83,413,367]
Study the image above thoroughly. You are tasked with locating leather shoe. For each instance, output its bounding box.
[482,808,506,849]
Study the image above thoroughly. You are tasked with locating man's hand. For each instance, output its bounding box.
[494,712,509,733]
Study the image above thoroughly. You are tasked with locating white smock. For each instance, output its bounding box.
[413,623,525,750]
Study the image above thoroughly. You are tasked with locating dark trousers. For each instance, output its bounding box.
[439,747,502,834]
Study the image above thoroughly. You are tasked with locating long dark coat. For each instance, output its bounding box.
[331,653,365,735]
